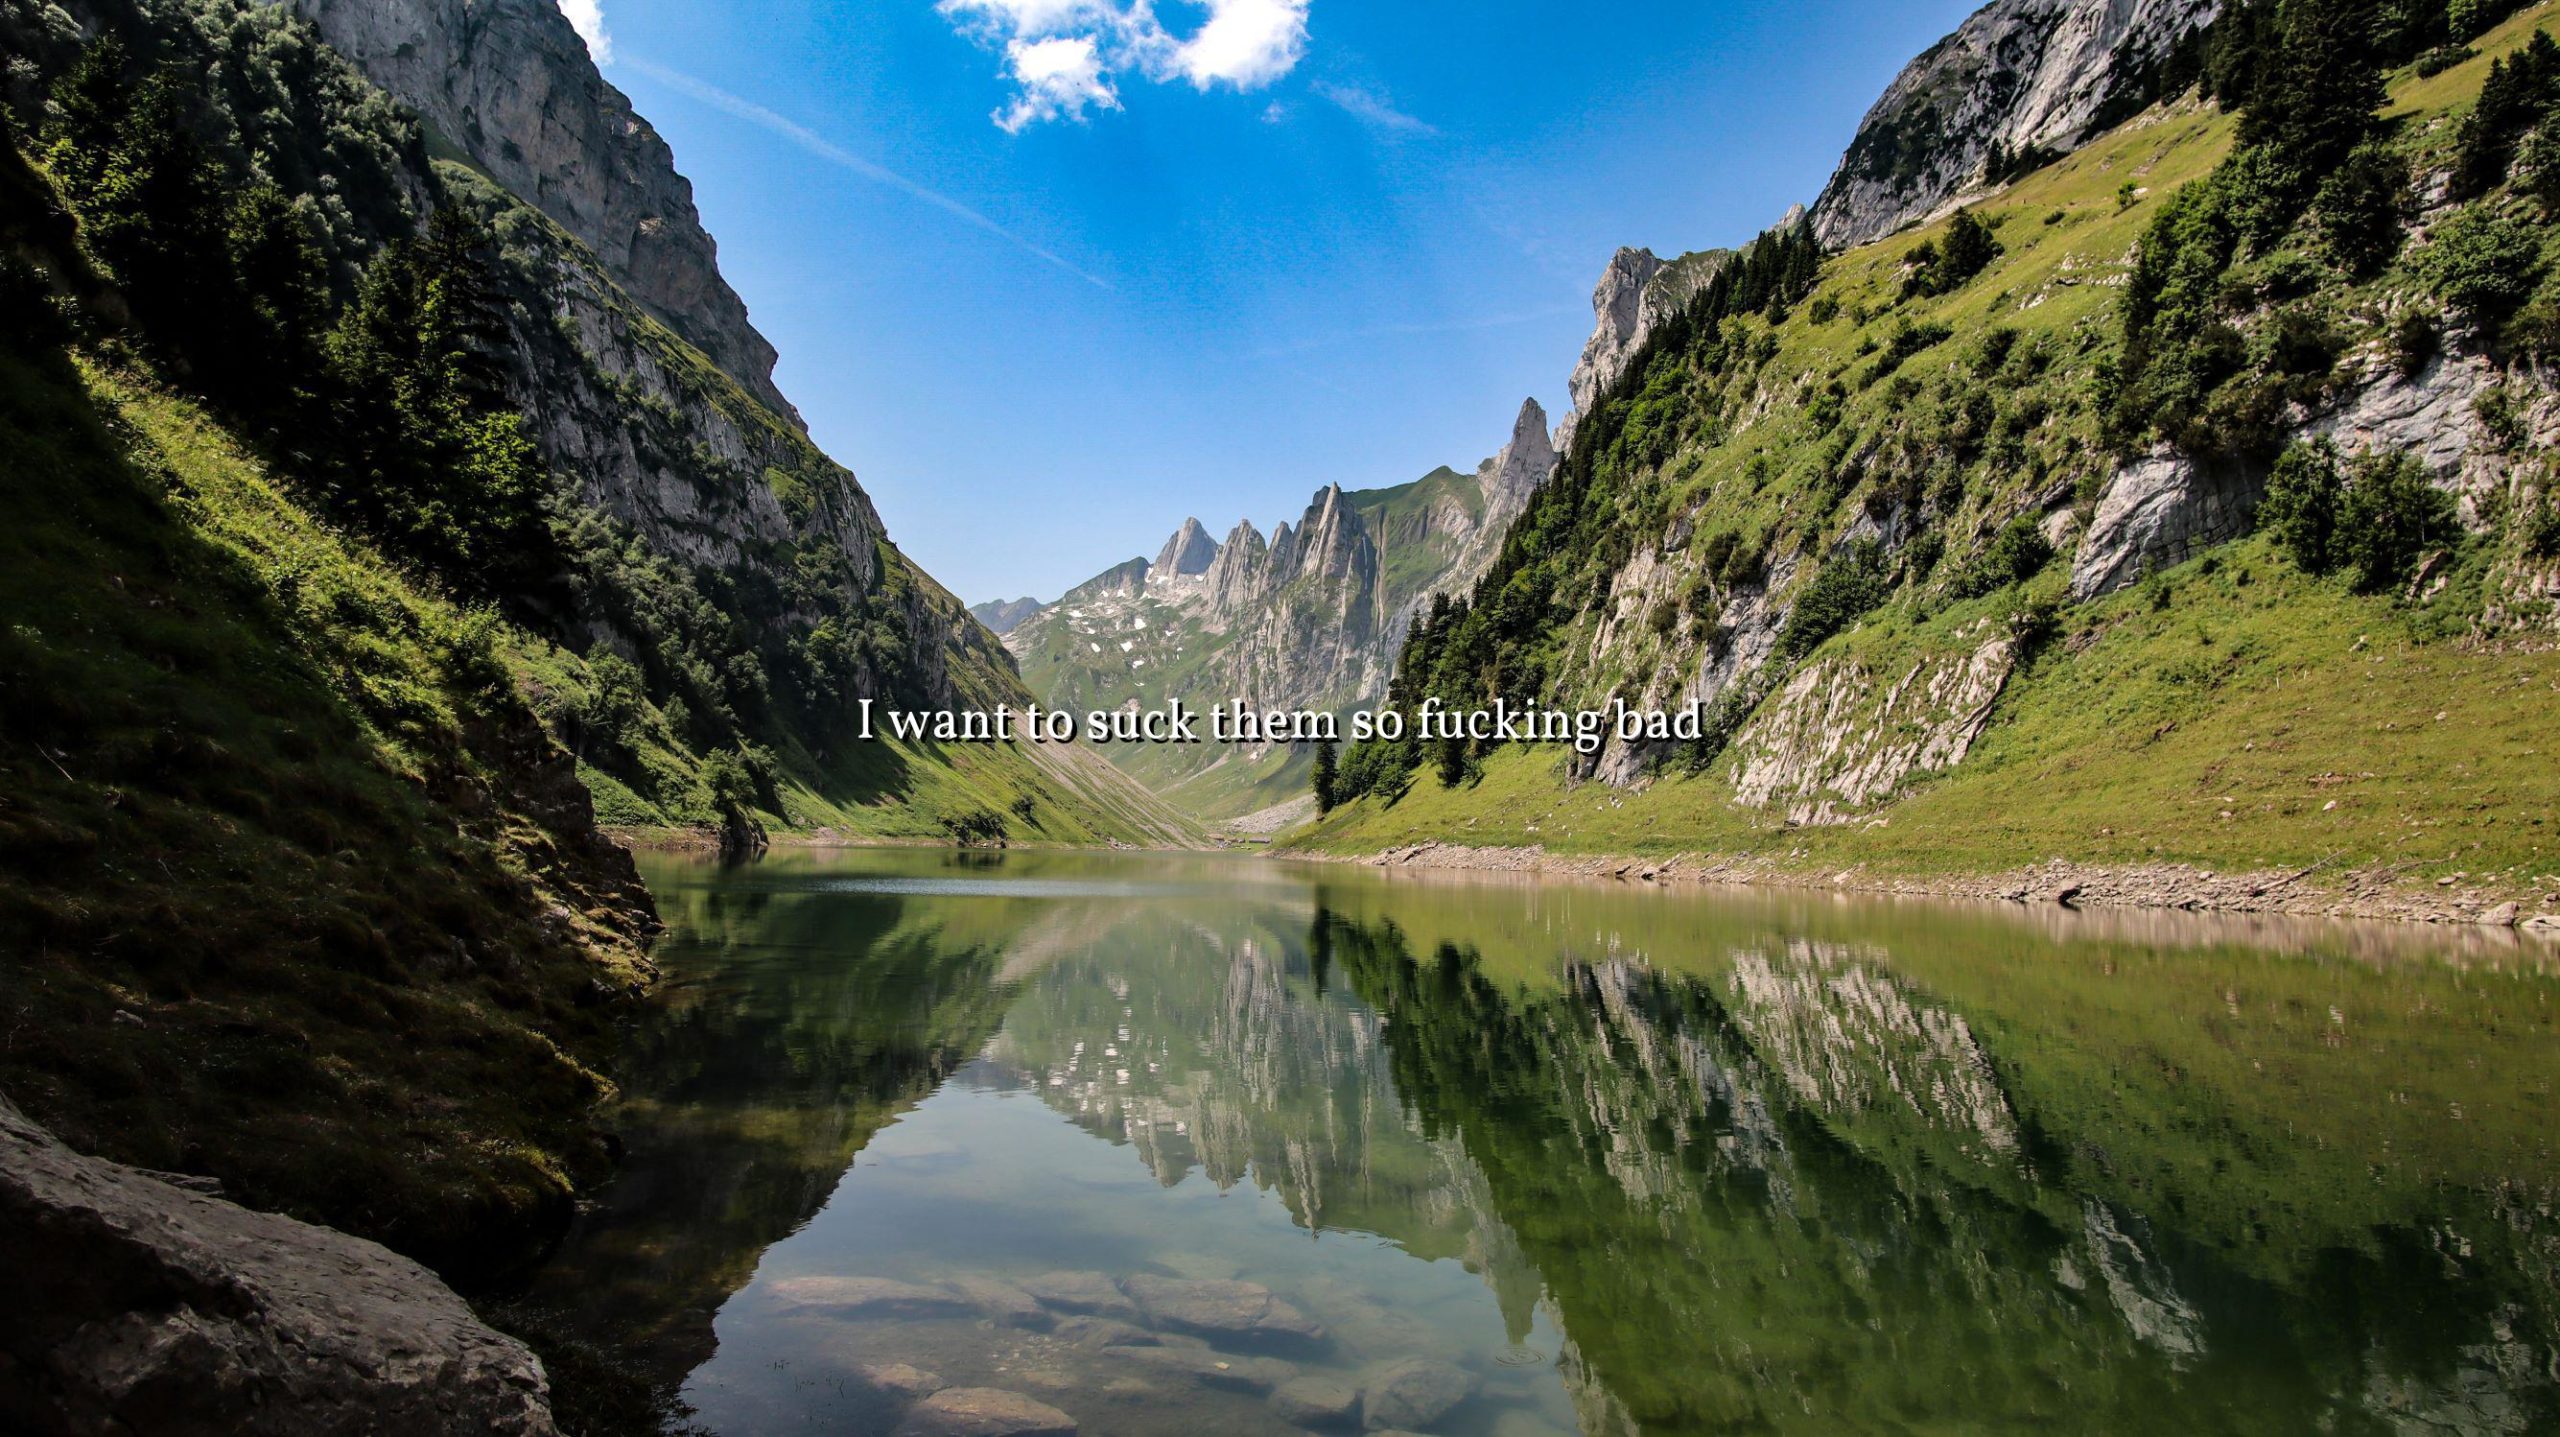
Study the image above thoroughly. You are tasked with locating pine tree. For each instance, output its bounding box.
[1311,738,1339,816]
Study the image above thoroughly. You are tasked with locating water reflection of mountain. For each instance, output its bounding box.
[522,853,2560,1436]
[1313,890,2560,1435]
[977,906,1550,1340]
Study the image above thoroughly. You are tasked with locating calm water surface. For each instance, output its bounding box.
[524,848,2560,1435]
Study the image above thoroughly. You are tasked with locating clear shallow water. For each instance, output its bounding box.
[523,848,2560,1435]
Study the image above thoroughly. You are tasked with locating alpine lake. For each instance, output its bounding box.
[515,847,2560,1436]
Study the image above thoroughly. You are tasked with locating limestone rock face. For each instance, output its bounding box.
[1724,634,2018,824]
[1484,397,1558,529]
[0,1095,557,1436]
[2071,346,2520,601]
[254,0,1017,722]
[1153,518,1221,576]
[1559,249,1734,452]
[289,0,794,420]
[1809,0,2221,251]
[1567,246,1665,427]
[1203,520,1273,616]
[2069,449,2255,600]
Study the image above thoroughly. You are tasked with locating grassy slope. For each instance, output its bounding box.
[1291,11,2560,893]
[0,344,656,1278]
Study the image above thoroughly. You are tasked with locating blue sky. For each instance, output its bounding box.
[572,1,1980,604]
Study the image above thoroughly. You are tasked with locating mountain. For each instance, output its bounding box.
[1004,398,1558,820]
[1808,0,2221,250]
[970,595,1050,635]
[1297,0,2560,910]
[0,0,1186,1314]
[1557,243,1738,452]
[290,0,795,420]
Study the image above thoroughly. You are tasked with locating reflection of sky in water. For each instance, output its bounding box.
[522,847,2560,1437]
[683,1078,1575,1437]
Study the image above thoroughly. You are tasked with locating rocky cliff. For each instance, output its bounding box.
[1807,0,2219,250]
[289,0,795,421]
[249,0,1019,730]
[1559,245,1736,452]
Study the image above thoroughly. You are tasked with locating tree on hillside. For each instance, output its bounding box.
[1311,738,1339,816]
[324,206,557,593]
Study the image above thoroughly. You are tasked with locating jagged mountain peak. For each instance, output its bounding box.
[1005,449,1554,816]
[1569,248,1667,420]
[1484,397,1558,521]
[1807,0,2221,250]
[1280,483,1372,586]
[1560,245,1737,452]
[1153,517,1221,577]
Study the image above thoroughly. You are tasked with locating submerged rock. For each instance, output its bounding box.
[891,1386,1078,1437]
[1270,1375,1364,1429]
[1019,1271,1140,1321]
[765,1275,975,1320]
[1360,1357,1475,1431]
[0,1094,556,1435]
[945,1275,1052,1328]
[1053,1316,1162,1350]
[1123,1275,1327,1351]
[856,1362,949,1402]
[1104,1344,1297,1394]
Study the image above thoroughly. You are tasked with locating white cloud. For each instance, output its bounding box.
[999,35,1119,131]
[558,0,613,63]
[1310,80,1432,135]
[942,0,1119,40]
[1169,0,1306,89]
[937,0,1310,129]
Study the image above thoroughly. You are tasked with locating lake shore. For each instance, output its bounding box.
[609,820,2560,930]
[1306,841,2560,931]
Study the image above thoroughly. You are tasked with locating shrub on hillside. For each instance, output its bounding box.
[2391,310,2441,378]
[2420,205,2545,327]
[1951,517,2055,599]
[2338,450,2458,593]
[1900,210,2001,300]
[1864,320,1953,386]
[1778,541,1889,659]
[939,808,1009,846]
[2258,439,2344,574]
[2522,480,2560,559]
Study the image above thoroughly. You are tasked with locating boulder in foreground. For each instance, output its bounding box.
[0,1094,555,1436]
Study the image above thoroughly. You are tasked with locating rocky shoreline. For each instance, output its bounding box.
[1322,842,2560,932]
